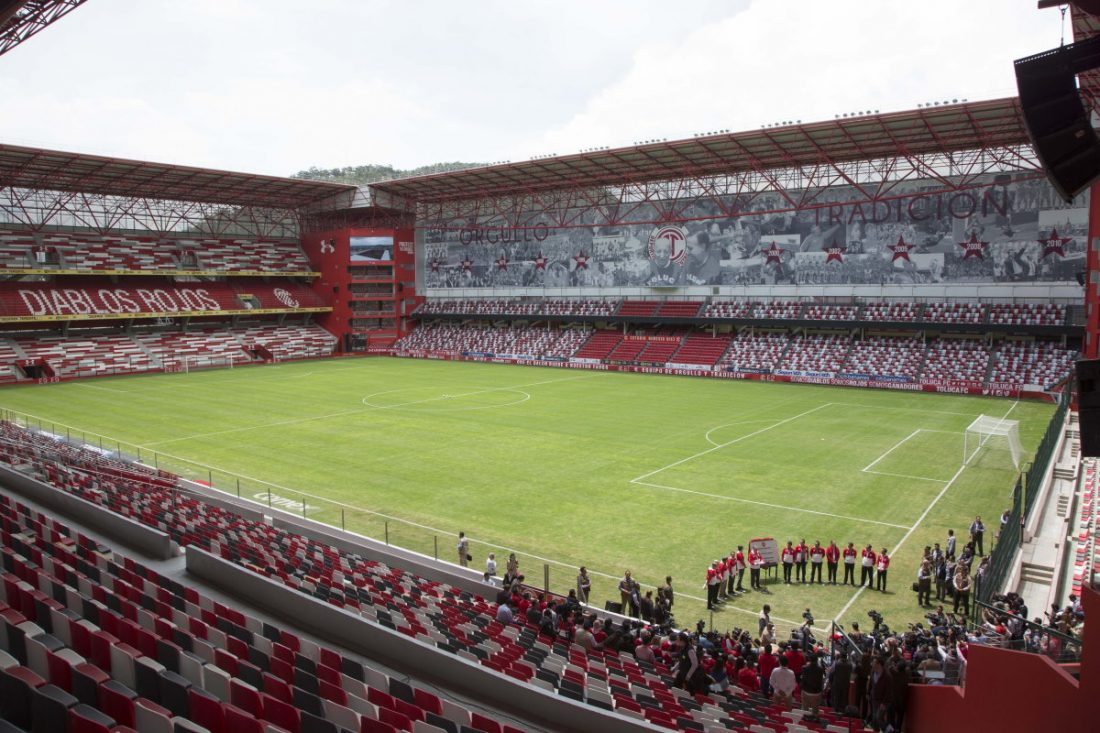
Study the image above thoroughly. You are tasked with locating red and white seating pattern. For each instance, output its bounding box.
[752,301,801,320]
[702,301,754,318]
[416,299,618,317]
[988,303,1066,327]
[921,338,990,383]
[716,332,790,372]
[842,337,924,379]
[802,305,858,321]
[0,489,529,733]
[237,324,337,360]
[776,334,851,373]
[1072,459,1097,598]
[137,330,252,368]
[395,324,585,358]
[17,334,156,378]
[923,303,986,324]
[861,302,921,322]
[988,341,1077,388]
[0,230,312,273]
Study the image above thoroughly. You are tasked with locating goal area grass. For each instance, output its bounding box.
[0,357,1055,635]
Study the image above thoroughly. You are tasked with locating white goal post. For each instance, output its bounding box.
[964,414,1022,469]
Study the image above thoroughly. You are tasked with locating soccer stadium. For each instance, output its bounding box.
[0,2,1096,732]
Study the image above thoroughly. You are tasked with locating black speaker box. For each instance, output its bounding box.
[1077,359,1100,457]
[1015,36,1100,202]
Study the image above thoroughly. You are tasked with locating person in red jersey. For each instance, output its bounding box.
[781,541,795,584]
[860,544,877,587]
[734,545,747,591]
[736,657,759,692]
[843,542,858,585]
[809,540,826,584]
[875,548,891,592]
[750,547,764,590]
[757,642,778,696]
[705,560,721,610]
[825,540,840,584]
[796,538,809,583]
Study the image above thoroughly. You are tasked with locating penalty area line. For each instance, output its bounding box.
[632,479,909,529]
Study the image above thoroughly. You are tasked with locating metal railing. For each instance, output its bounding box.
[970,599,1082,664]
[975,390,1069,607]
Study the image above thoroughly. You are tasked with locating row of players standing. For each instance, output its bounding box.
[704,542,893,609]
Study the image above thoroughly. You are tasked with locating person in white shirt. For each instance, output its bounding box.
[484,553,497,583]
[769,656,797,708]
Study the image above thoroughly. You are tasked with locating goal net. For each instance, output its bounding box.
[964,415,1022,469]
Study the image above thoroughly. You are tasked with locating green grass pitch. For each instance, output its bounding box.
[0,357,1054,636]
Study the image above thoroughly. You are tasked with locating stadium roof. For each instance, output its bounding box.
[0,0,87,57]
[370,97,1030,204]
[0,144,358,208]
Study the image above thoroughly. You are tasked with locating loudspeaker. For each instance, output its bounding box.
[1015,36,1100,202]
[603,601,623,614]
[1077,359,1100,457]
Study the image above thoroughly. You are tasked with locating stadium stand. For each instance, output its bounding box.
[801,305,858,322]
[0,490,532,733]
[922,303,986,325]
[919,338,991,384]
[0,229,314,274]
[988,341,1077,389]
[1072,460,1097,600]
[572,331,623,361]
[668,334,733,367]
[987,303,1066,327]
[776,334,851,374]
[0,423,887,733]
[715,332,790,373]
[841,336,925,381]
[860,302,921,322]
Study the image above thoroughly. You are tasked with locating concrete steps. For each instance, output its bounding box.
[1020,561,1056,584]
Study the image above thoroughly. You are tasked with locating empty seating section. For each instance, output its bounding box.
[237,325,337,360]
[988,303,1066,327]
[615,301,660,317]
[776,334,851,373]
[752,301,801,320]
[862,302,921,322]
[921,338,991,383]
[988,341,1077,388]
[17,335,155,378]
[0,425,875,733]
[1072,460,1097,598]
[716,332,790,372]
[0,230,312,273]
[415,300,617,317]
[394,324,587,358]
[137,331,253,369]
[802,305,858,321]
[670,335,733,366]
[701,301,754,318]
[655,302,702,318]
[0,491,528,733]
[571,331,622,360]
[842,337,924,380]
[923,303,986,324]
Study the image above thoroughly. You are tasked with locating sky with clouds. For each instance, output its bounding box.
[0,0,1069,177]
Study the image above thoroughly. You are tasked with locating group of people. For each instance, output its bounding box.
[913,519,992,615]
[702,540,896,610]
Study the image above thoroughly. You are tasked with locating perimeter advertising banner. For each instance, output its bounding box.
[418,173,1087,291]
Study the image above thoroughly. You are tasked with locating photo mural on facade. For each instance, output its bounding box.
[418,173,1088,290]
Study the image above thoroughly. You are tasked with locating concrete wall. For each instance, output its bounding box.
[185,547,657,733]
[0,463,174,559]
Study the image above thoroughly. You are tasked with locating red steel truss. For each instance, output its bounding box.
[371,97,1041,230]
[0,0,88,57]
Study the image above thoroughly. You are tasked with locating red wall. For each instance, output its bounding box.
[301,227,420,351]
[907,587,1098,733]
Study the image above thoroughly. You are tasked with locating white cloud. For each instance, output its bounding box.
[0,0,1068,174]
